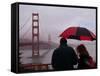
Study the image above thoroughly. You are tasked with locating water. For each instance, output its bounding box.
[19,41,96,65]
[20,49,54,64]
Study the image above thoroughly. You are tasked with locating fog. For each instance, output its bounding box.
[19,4,96,44]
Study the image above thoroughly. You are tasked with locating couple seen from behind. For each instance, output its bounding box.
[51,38,96,70]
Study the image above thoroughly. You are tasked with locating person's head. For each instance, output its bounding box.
[60,38,67,45]
[76,44,89,56]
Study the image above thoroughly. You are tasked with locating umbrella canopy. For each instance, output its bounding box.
[60,27,96,41]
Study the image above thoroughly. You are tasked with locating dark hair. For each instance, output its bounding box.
[60,38,67,45]
[77,44,89,56]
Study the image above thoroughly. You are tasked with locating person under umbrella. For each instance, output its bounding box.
[51,38,78,70]
[59,26,96,69]
[76,44,96,69]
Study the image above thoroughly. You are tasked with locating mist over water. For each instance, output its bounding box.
[20,40,96,65]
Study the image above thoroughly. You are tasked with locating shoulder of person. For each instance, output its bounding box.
[88,56,93,61]
[67,46,74,50]
[54,48,59,51]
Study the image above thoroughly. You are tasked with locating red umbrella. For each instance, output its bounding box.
[60,27,96,41]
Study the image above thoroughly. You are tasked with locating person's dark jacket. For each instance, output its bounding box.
[52,44,78,70]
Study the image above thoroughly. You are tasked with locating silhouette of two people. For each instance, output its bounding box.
[52,38,78,70]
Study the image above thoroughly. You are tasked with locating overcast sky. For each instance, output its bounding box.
[19,4,96,44]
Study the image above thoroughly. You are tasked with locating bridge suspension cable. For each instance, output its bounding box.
[22,24,31,38]
[20,16,31,31]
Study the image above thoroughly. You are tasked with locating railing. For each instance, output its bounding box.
[20,63,52,71]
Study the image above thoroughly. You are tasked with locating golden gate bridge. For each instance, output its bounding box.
[19,13,52,71]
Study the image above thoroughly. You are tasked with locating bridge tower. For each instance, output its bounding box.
[32,13,39,56]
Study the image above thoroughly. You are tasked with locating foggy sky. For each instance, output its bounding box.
[19,4,96,44]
